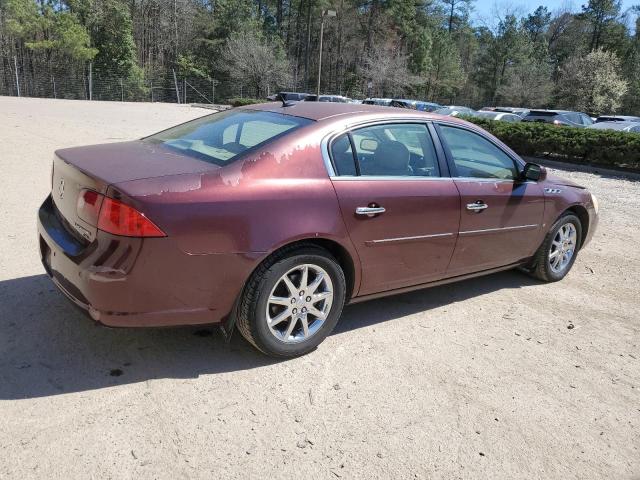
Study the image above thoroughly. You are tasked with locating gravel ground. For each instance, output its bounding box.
[0,96,638,480]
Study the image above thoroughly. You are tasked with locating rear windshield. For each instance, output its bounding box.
[146,110,312,166]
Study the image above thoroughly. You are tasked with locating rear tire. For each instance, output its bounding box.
[530,213,582,282]
[236,244,346,358]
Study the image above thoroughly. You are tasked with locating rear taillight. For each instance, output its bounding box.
[98,197,166,237]
[77,189,166,238]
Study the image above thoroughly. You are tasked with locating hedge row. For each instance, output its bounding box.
[460,116,640,171]
[227,97,264,107]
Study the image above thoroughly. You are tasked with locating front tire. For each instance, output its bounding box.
[236,245,346,358]
[530,213,582,282]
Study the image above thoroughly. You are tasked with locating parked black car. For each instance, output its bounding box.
[362,98,393,106]
[522,110,593,127]
[267,92,310,102]
[390,99,441,112]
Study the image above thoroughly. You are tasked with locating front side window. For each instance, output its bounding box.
[349,123,440,177]
[147,110,312,166]
[565,113,581,125]
[438,125,518,180]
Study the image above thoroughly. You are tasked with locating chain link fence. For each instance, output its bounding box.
[0,59,275,104]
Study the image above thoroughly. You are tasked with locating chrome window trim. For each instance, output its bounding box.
[321,117,441,179]
[454,177,535,184]
[322,116,530,180]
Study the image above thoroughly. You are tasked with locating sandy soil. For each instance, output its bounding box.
[0,96,638,480]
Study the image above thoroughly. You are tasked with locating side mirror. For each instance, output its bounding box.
[522,162,546,182]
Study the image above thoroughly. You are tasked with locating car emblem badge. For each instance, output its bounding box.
[58,178,65,199]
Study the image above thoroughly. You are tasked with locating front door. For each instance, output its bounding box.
[435,123,545,275]
[328,122,460,295]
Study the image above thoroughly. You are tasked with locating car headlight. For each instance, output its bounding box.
[591,193,599,215]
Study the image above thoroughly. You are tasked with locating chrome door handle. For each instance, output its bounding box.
[466,202,488,212]
[356,206,386,217]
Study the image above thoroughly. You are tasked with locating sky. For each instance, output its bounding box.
[472,0,639,26]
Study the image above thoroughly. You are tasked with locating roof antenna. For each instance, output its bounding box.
[276,92,295,107]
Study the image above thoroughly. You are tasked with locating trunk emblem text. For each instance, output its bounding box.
[58,178,65,198]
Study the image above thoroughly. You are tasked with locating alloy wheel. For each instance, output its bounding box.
[548,223,577,273]
[265,264,334,344]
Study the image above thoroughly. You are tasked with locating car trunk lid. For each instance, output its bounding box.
[52,140,220,242]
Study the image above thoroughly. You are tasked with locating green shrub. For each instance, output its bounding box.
[227,97,264,107]
[460,116,640,170]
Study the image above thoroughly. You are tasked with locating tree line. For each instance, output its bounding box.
[1,0,639,114]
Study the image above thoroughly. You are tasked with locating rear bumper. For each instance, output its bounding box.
[37,195,255,327]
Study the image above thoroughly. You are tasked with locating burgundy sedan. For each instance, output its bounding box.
[38,102,599,357]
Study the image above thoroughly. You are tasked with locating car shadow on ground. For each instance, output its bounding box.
[0,271,539,400]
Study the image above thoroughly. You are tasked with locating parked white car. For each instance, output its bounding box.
[587,121,640,133]
[473,111,522,122]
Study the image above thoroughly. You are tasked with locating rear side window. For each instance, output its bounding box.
[524,111,555,122]
[438,125,518,180]
[147,110,312,166]
[580,114,593,126]
[330,123,440,177]
[565,113,581,124]
[330,134,357,175]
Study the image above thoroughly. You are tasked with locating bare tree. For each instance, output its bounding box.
[219,30,292,98]
[497,60,553,107]
[361,47,415,97]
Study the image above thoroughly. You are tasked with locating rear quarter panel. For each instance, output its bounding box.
[111,125,362,295]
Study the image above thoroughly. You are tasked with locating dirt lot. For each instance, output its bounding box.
[0,96,638,480]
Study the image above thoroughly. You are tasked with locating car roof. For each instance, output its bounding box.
[527,109,574,114]
[243,101,469,124]
[597,115,640,121]
[590,121,639,129]
[478,111,511,116]
[495,107,528,112]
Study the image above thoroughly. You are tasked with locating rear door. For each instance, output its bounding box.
[435,123,545,275]
[328,122,460,295]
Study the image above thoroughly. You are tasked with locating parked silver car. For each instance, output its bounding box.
[595,115,640,123]
[434,106,476,117]
[493,107,530,118]
[587,121,640,133]
[522,110,593,128]
[474,111,522,122]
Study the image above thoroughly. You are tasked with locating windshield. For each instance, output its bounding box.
[147,110,312,166]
